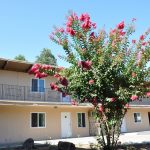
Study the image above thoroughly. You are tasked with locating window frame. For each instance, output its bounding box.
[77,112,86,128]
[133,112,142,123]
[30,112,46,128]
[61,94,71,102]
[31,78,45,93]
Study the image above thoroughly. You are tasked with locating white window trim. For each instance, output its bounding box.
[31,78,45,93]
[77,112,86,128]
[133,112,142,123]
[30,112,46,128]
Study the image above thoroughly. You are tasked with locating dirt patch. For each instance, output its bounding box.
[117,143,150,150]
[1,143,150,150]
[0,144,94,150]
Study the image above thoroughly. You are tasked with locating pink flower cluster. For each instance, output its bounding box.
[110,21,126,37]
[92,98,97,107]
[110,29,125,37]
[50,76,68,93]
[41,64,53,70]
[132,39,136,44]
[136,51,142,65]
[117,21,125,30]
[78,60,92,70]
[130,95,138,101]
[79,13,96,30]
[89,79,94,85]
[90,32,95,38]
[119,30,126,36]
[50,76,68,94]
[53,73,61,78]
[56,27,65,33]
[59,77,68,86]
[53,73,68,87]
[125,103,130,108]
[146,92,150,97]
[52,27,65,36]
[50,82,59,91]
[99,105,103,112]
[29,64,68,93]
[66,13,78,36]
[71,99,78,105]
[29,64,49,78]
[140,35,145,41]
[110,98,115,102]
[66,13,96,36]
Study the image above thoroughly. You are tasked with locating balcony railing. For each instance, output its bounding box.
[0,84,71,103]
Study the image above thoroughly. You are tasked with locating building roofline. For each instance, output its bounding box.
[0,57,58,73]
[0,100,93,108]
[129,105,150,108]
[0,57,33,73]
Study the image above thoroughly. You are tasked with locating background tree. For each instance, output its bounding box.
[35,48,57,65]
[30,13,150,150]
[14,54,27,61]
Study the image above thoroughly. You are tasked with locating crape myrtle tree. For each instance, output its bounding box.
[29,13,150,149]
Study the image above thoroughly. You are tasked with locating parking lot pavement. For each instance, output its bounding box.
[35,136,97,147]
[119,131,150,144]
[1,131,150,149]
[35,131,150,147]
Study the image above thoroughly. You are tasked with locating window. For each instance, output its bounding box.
[31,113,45,127]
[134,113,141,123]
[62,95,71,102]
[77,113,86,127]
[32,79,45,92]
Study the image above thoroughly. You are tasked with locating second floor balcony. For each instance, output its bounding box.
[0,84,71,103]
[2,83,150,106]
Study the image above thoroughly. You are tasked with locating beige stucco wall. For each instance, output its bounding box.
[0,70,61,102]
[0,105,90,145]
[0,70,57,88]
[125,108,150,132]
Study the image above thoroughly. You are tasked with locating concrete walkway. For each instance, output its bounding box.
[35,131,150,147]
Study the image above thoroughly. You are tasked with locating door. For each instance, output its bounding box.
[148,112,150,125]
[61,112,72,138]
[121,118,127,133]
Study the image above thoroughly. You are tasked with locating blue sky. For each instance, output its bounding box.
[0,0,150,67]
